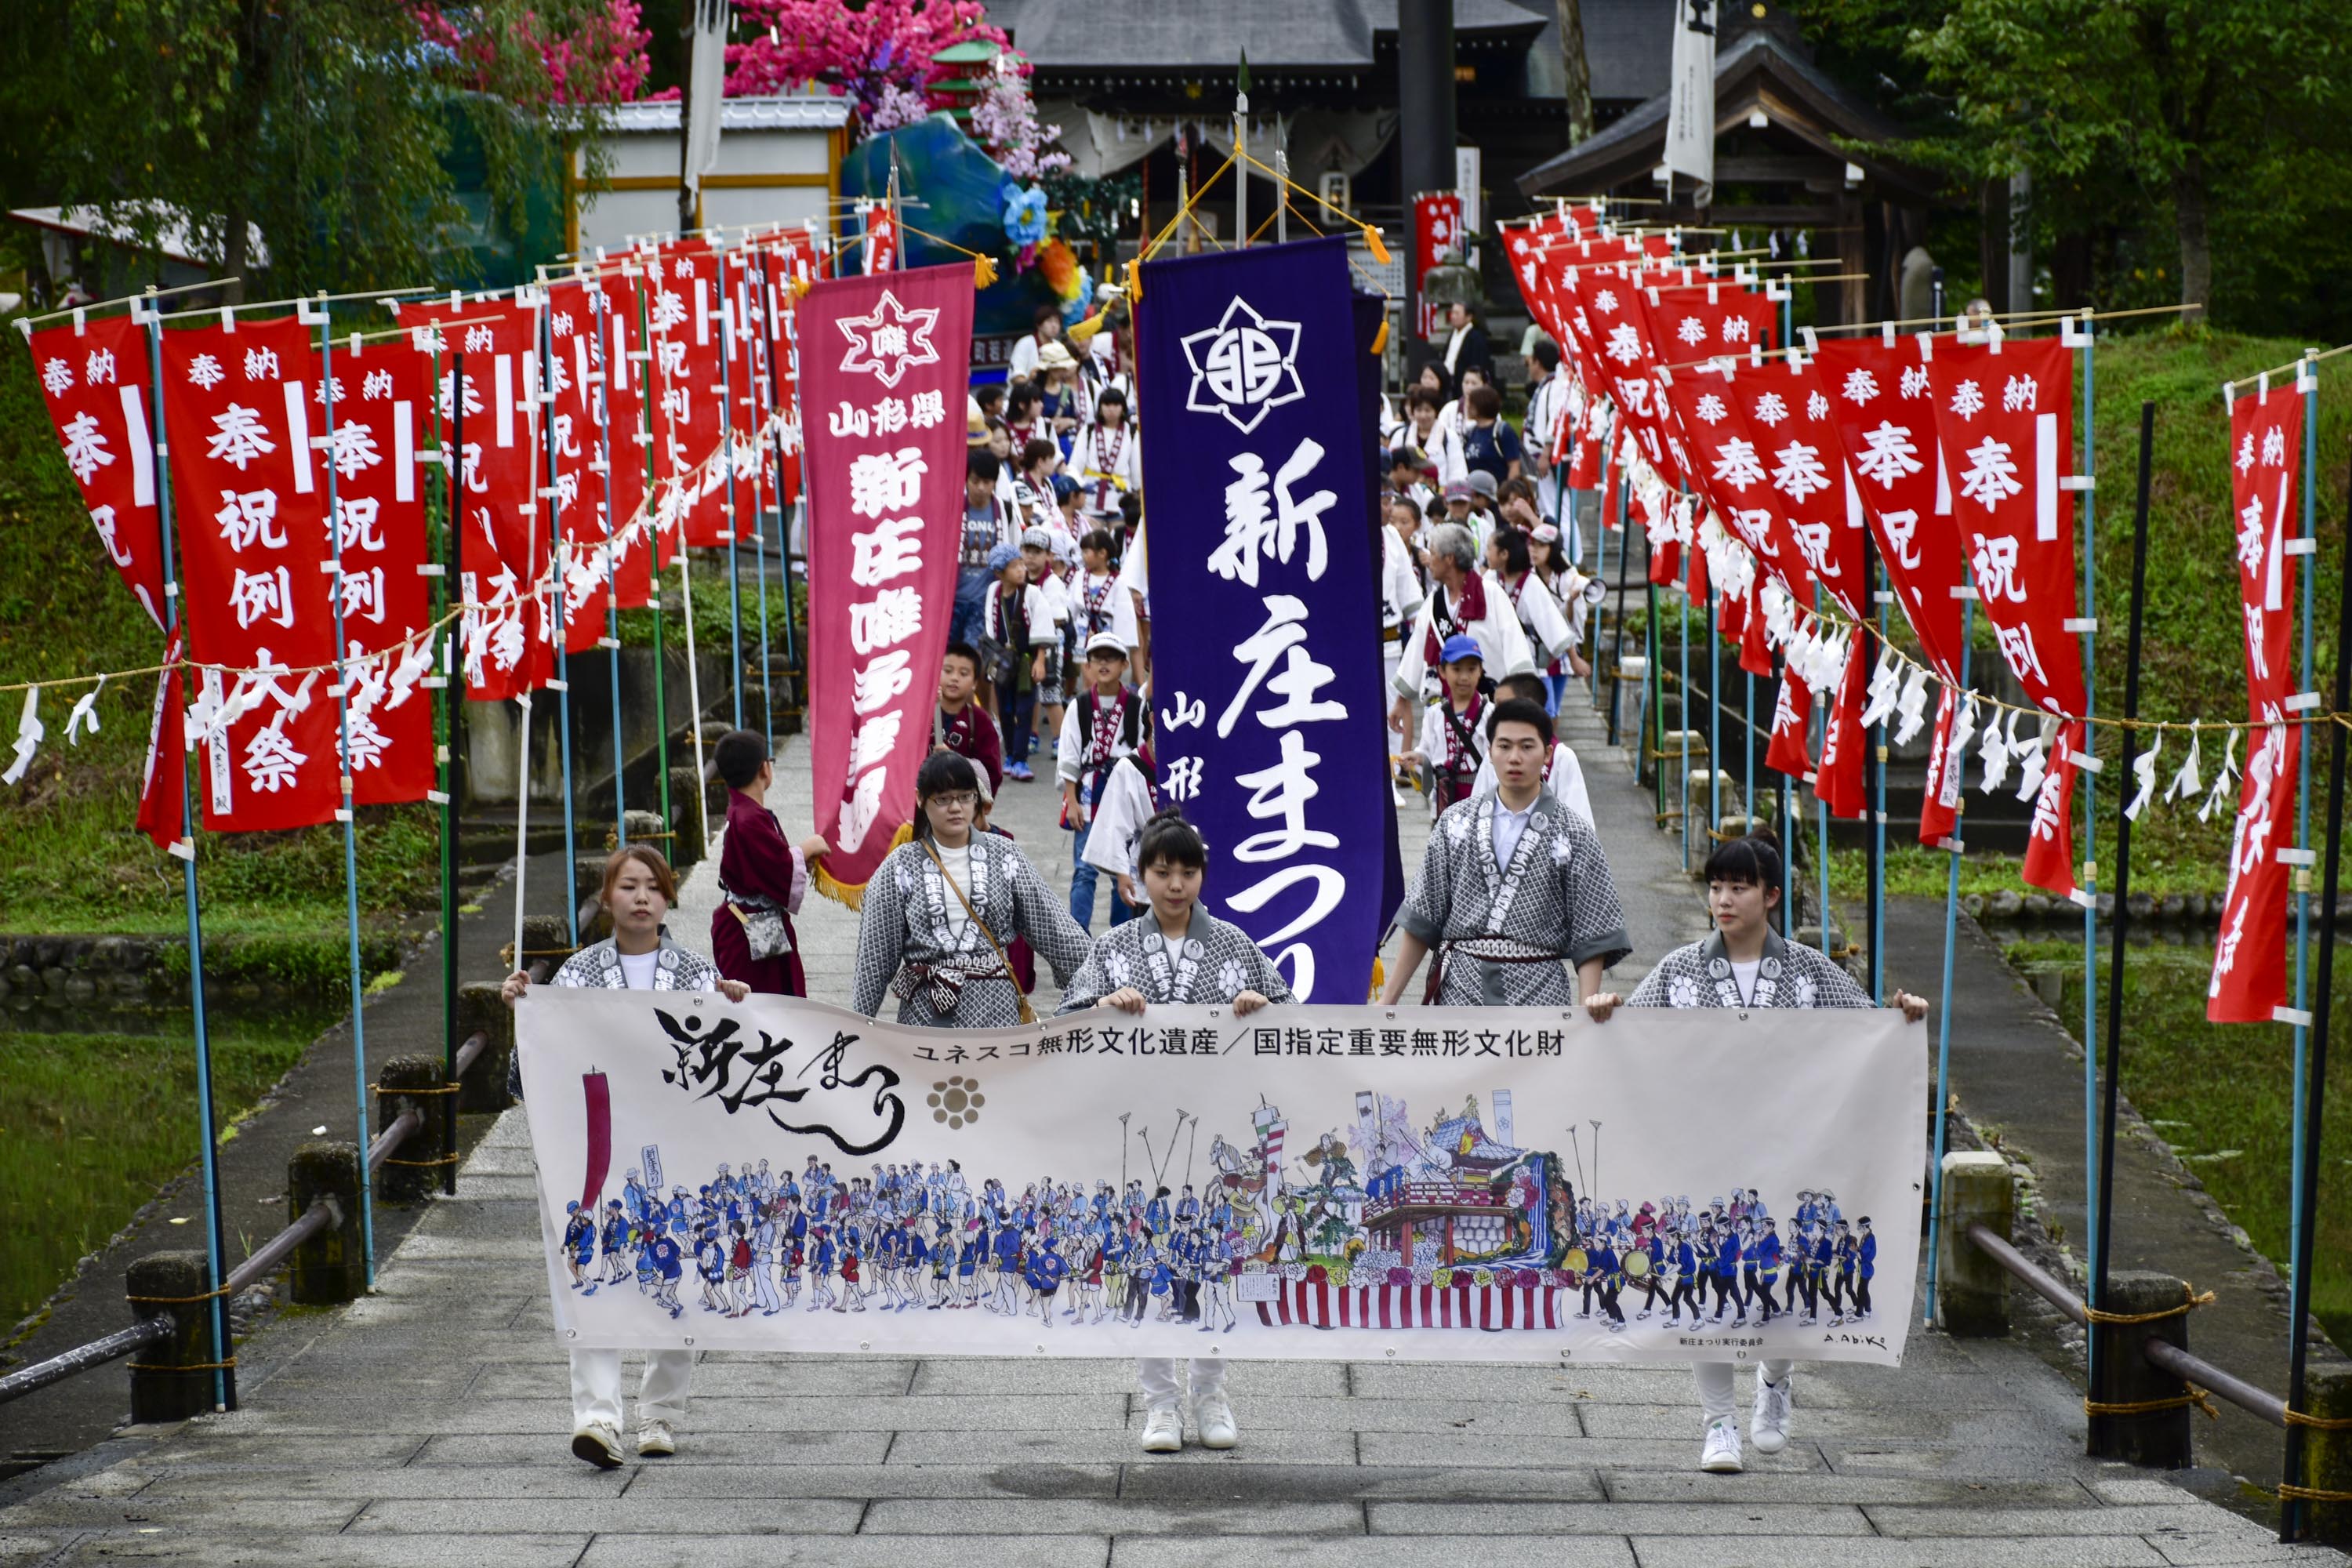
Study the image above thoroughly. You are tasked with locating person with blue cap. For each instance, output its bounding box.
[1403,633,1492,815]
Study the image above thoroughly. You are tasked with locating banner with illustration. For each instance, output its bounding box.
[517,991,1926,1367]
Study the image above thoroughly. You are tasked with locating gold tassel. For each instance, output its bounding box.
[973,255,999,289]
[1370,318,1389,355]
[1363,225,1391,264]
[1123,258,1143,302]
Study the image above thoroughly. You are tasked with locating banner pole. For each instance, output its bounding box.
[742,259,776,750]
[678,528,710,858]
[544,305,580,947]
[1922,600,1974,1323]
[1679,543,1691,866]
[2077,318,2102,1291]
[2278,432,2349,1544]
[1865,530,1884,1001]
[1606,459,1630,745]
[142,296,234,1411]
[1780,654,1793,930]
[595,285,626,848]
[767,248,804,677]
[2088,400,2155,1454]
[1643,579,1659,808]
[1813,587,1831,955]
[438,347,464,1195]
[2285,349,2318,1327]
[717,257,746,732]
[1707,572,1720,847]
[313,296,377,1286]
[634,278,672,836]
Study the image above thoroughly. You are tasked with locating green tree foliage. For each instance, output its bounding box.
[18,0,644,298]
[1802,0,2352,336]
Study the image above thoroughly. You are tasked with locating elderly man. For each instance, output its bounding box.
[1390,521,1534,739]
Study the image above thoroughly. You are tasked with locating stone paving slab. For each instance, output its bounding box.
[0,1533,595,1567]
[857,1498,1370,1534]
[1367,1500,1875,1535]
[1624,1539,2174,1568]
[578,1538,1109,1568]
[1112,1541,1639,1568]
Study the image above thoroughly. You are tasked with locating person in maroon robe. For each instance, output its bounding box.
[708,730,828,996]
[935,642,1004,793]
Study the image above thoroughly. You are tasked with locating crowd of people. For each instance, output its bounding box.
[504,317,1929,1483]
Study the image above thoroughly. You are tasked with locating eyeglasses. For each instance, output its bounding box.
[929,791,979,810]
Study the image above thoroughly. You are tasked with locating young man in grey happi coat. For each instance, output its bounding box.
[1381,698,1630,1009]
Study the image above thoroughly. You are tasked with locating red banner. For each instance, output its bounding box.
[1723,354,1867,621]
[802,264,975,888]
[321,335,435,805]
[1928,336,2084,898]
[862,205,899,276]
[2208,381,2307,1022]
[400,296,554,702]
[1659,361,1813,604]
[546,281,612,655]
[1766,661,1815,782]
[1814,636,1868,819]
[589,270,656,609]
[646,244,731,548]
[159,314,339,832]
[1412,193,1463,337]
[28,314,168,628]
[1917,688,1964,848]
[1813,334,1967,677]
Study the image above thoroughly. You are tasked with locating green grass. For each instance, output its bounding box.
[0,1014,340,1332]
[2005,938,2352,1350]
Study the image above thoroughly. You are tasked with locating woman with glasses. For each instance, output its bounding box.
[850,752,1092,1028]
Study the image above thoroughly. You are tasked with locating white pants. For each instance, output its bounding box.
[570,1348,692,1431]
[1138,1357,1226,1413]
[1692,1358,1792,1425]
[1383,644,1406,761]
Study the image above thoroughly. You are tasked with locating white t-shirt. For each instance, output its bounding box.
[1730,958,1762,1004]
[619,949,659,991]
[935,840,976,946]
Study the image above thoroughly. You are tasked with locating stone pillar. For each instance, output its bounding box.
[455,981,515,1113]
[125,1250,220,1424]
[2295,1361,2352,1545]
[375,1054,451,1204]
[519,914,569,976]
[288,1141,365,1306]
[667,764,706,873]
[1933,1152,2013,1338]
[2086,1271,2196,1468]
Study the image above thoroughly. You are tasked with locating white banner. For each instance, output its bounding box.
[517,992,1926,1366]
[1664,1,1719,205]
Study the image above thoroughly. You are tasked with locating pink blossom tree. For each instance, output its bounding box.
[710,0,1009,129]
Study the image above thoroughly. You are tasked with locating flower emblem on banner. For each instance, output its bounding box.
[927,1075,984,1130]
[1181,296,1305,434]
[837,290,942,390]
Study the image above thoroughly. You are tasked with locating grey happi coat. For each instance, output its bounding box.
[1628,928,1872,1011]
[851,834,1091,1027]
[1056,906,1297,1014]
[1398,790,1632,1005]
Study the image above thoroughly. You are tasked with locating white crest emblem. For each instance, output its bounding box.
[835,289,941,389]
[1181,296,1305,434]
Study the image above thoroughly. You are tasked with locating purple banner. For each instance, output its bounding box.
[1139,236,1397,1001]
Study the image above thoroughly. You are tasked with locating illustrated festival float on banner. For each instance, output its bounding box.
[517,989,1926,1367]
[1138,236,1400,1003]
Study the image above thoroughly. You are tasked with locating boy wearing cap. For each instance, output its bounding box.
[1406,635,1490,813]
[1021,526,1073,746]
[1058,633,1147,929]
[980,543,1044,780]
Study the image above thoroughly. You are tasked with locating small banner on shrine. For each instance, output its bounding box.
[1411,192,1463,337]
[1138,236,1398,1003]
[801,263,974,895]
[517,991,1925,1366]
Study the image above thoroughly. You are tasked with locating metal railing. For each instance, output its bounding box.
[0,1029,495,1409]
[1965,1221,2288,1428]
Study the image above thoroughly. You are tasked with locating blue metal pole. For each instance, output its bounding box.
[1924,602,1976,1324]
[2075,316,2100,1273]
[314,299,376,1287]
[142,297,234,1410]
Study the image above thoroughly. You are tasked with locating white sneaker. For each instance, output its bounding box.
[1192,1391,1238,1450]
[1751,1373,1792,1455]
[1699,1417,1744,1473]
[1140,1404,1183,1454]
[637,1418,677,1457]
[571,1421,626,1470]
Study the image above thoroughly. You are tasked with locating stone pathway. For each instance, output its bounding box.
[1,691,2339,1566]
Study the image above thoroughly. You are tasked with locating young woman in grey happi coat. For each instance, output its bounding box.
[1057,809,1285,1458]
[499,846,749,1473]
[851,752,1091,1028]
[1587,829,1926,1479]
